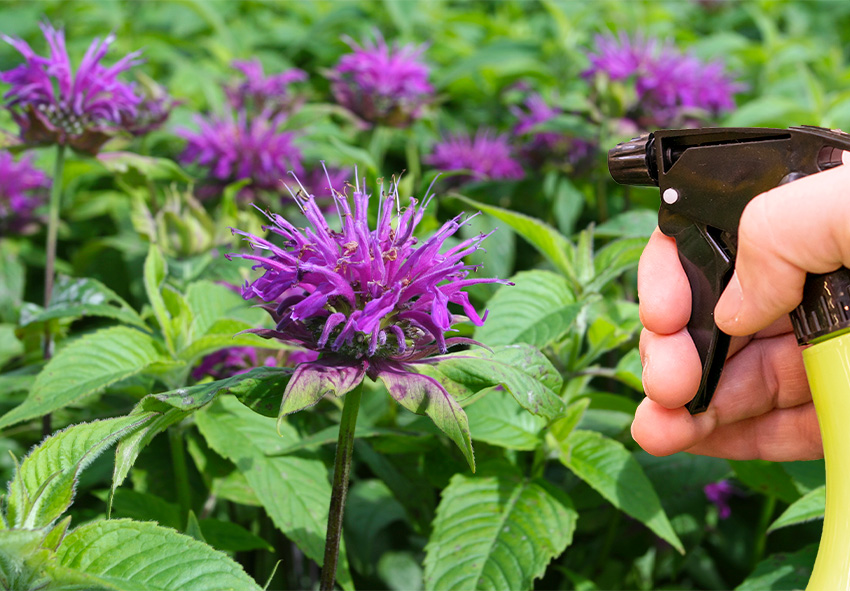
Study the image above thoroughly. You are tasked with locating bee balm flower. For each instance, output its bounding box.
[425,130,524,183]
[0,151,49,236]
[0,22,143,155]
[229,172,506,415]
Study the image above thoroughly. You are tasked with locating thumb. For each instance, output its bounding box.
[715,159,850,336]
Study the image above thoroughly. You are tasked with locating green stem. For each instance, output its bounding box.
[319,381,364,591]
[41,144,66,438]
[753,494,776,568]
[169,427,192,524]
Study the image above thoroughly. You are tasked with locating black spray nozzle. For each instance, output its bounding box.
[608,126,850,414]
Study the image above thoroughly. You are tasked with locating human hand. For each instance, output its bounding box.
[631,158,850,461]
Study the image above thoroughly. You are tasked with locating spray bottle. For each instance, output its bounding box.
[608,126,850,590]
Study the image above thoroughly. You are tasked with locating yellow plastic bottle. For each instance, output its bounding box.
[803,333,850,590]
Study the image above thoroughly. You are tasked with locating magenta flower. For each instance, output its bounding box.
[0,22,143,155]
[121,78,178,137]
[584,32,742,128]
[511,94,597,174]
[228,172,506,416]
[178,110,303,199]
[329,32,433,127]
[0,151,49,236]
[192,347,277,381]
[425,130,524,184]
[225,59,307,115]
[704,480,735,519]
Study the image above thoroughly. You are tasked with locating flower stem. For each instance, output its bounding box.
[319,381,363,591]
[41,144,66,438]
[169,427,193,525]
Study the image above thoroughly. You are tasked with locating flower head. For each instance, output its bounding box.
[0,151,49,236]
[178,110,303,199]
[0,22,143,154]
[425,130,524,184]
[192,347,278,381]
[229,171,506,419]
[121,76,178,137]
[584,33,742,128]
[704,480,735,519]
[511,94,597,174]
[329,32,433,127]
[225,59,307,115]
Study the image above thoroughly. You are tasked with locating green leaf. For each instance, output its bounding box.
[594,210,658,239]
[200,519,273,553]
[557,430,684,553]
[452,195,577,285]
[0,529,52,591]
[0,241,24,323]
[51,519,262,591]
[768,485,825,533]
[730,459,802,504]
[587,237,647,293]
[474,270,581,348]
[0,324,23,368]
[144,243,174,352]
[7,414,156,529]
[195,396,354,591]
[0,326,167,429]
[735,544,817,591]
[465,389,546,450]
[20,275,147,329]
[416,345,565,421]
[423,464,577,590]
[345,480,407,573]
[98,151,193,182]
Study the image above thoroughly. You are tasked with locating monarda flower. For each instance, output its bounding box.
[425,130,524,184]
[329,32,433,127]
[584,32,742,128]
[228,173,505,419]
[0,151,49,236]
[225,59,307,115]
[178,110,303,199]
[0,22,143,155]
[511,94,597,174]
[704,480,736,520]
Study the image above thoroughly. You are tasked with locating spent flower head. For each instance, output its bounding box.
[226,59,307,116]
[425,130,524,184]
[178,109,303,200]
[229,169,507,420]
[0,22,143,155]
[584,32,742,128]
[330,31,433,127]
[0,150,49,236]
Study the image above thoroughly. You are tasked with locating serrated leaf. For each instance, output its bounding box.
[768,485,825,533]
[474,270,581,348]
[7,414,156,529]
[465,389,546,450]
[423,464,576,590]
[51,519,261,591]
[452,195,577,286]
[415,345,565,421]
[195,396,354,591]
[558,430,684,553]
[0,327,167,429]
[20,275,146,329]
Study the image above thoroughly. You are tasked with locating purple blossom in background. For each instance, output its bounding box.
[704,480,735,519]
[178,110,303,199]
[0,22,143,155]
[121,77,178,137]
[425,130,524,184]
[192,347,277,381]
[511,94,597,174]
[584,32,742,128]
[330,32,433,127]
[0,151,49,236]
[228,172,506,416]
[226,59,307,115]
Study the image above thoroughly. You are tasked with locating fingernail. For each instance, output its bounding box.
[715,273,743,326]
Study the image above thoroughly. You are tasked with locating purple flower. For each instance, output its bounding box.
[584,33,742,128]
[0,22,143,155]
[178,110,303,199]
[121,77,178,137]
[225,59,307,115]
[329,32,433,127]
[0,151,49,236]
[425,130,524,184]
[511,94,597,174]
[228,171,506,418]
[704,480,735,519]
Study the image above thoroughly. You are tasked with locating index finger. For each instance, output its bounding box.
[638,228,691,335]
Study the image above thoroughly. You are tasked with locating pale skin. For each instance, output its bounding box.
[632,154,850,461]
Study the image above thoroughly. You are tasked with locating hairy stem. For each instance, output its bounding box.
[319,381,364,591]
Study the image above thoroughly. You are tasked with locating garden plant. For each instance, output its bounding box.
[0,1,849,590]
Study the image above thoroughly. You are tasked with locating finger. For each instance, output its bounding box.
[686,402,822,461]
[638,228,691,335]
[631,398,715,457]
[715,162,850,336]
[639,328,702,409]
